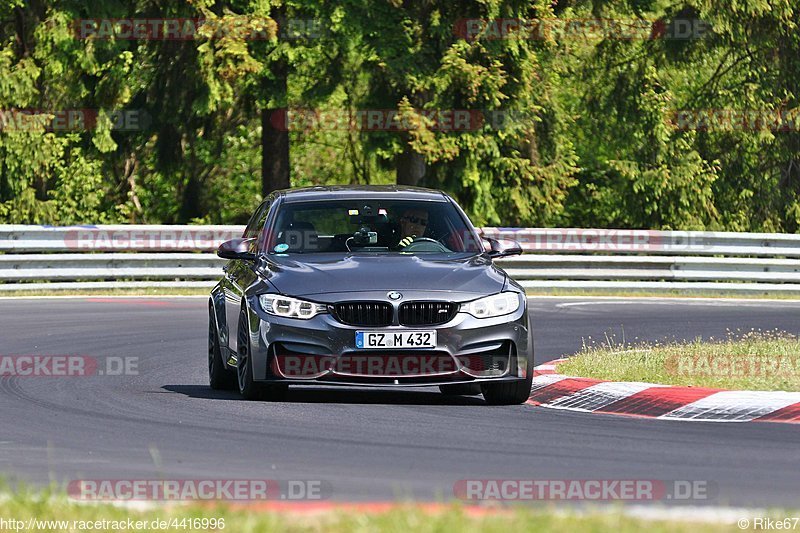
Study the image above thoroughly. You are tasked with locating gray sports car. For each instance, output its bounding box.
[208,186,533,404]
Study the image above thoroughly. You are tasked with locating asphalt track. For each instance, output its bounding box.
[0,297,799,508]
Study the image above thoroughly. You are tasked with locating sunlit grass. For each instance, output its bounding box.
[0,485,746,533]
[558,330,800,391]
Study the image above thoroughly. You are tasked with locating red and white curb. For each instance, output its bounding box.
[530,359,800,423]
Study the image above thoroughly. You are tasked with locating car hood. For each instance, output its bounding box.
[260,253,507,300]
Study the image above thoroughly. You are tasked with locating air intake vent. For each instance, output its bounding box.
[332,302,393,327]
[399,302,458,326]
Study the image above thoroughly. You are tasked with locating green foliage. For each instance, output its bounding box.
[0,0,797,230]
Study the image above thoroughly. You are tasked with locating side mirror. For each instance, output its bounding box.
[217,238,257,261]
[485,238,523,258]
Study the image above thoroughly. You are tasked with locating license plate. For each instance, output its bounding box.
[355,330,436,349]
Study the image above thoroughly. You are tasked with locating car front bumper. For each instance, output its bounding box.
[243,292,533,387]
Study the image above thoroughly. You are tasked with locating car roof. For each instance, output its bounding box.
[278,185,449,203]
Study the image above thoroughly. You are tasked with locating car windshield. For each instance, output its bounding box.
[264,199,483,255]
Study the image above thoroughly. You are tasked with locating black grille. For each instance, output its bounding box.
[399,301,458,326]
[332,302,393,327]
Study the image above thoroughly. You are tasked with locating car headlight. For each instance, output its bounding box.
[258,294,327,319]
[459,292,520,318]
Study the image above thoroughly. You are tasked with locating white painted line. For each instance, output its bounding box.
[530,378,800,424]
[533,358,568,369]
[529,374,569,392]
[547,381,662,411]
[660,391,800,422]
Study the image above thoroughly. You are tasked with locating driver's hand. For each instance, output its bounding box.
[399,235,415,248]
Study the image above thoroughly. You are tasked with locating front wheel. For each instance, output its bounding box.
[237,308,288,401]
[481,350,534,405]
[481,375,533,405]
[209,309,236,390]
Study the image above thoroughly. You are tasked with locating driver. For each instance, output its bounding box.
[396,207,429,248]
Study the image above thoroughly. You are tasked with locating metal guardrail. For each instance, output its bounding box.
[0,225,243,252]
[481,228,800,257]
[1,225,800,293]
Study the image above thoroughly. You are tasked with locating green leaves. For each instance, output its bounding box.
[0,0,796,230]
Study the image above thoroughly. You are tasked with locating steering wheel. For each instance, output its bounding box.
[401,237,450,253]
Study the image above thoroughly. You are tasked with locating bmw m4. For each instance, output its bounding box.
[208,185,532,404]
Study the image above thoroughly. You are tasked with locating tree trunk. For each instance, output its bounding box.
[261,60,290,196]
[179,136,202,222]
[179,174,202,223]
[396,144,426,186]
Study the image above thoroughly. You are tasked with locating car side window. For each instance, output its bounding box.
[243,199,272,239]
[256,196,283,252]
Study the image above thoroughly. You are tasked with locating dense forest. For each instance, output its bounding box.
[0,0,797,231]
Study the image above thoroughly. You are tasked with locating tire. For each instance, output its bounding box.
[208,308,237,390]
[236,308,288,401]
[439,383,482,396]
[481,353,534,405]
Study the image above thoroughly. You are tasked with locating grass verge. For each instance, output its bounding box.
[0,490,744,532]
[557,332,800,391]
